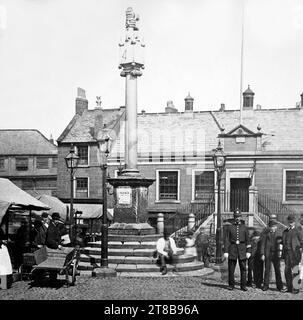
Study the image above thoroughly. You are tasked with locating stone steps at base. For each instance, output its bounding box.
[106,234,162,242]
[82,247,185,257]
[87,241,158,249]
[78,261,204,273]
[80,253,196,264]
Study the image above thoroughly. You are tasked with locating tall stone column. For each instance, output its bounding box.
[108,7,154,233]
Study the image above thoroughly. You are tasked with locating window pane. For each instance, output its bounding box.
[286,171,303,201]
[16,158,28,171]
[159,171,178,200]
[52,157,58,168]
[0,158,5,170]
[76,178,88,198]
[77,146,88,165]
[195,171,214,201]
[36,157,49,169]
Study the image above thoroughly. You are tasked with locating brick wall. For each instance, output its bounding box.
[255,162,303,214]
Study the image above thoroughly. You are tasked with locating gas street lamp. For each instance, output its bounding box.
[94,134,117,277]
[65,144,80,244]
[213,140,226,264]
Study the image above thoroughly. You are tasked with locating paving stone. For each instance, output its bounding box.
[2,268,303,300]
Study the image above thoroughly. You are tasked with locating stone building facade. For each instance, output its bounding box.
[57,87,303,225]
[0,129,57,197]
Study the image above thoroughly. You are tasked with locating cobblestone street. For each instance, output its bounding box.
[1,269,303,301]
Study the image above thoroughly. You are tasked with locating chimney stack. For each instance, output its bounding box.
[49,134,54,145]
[219,103,225,112]
[165,101,178,113]
[301,92,303,108]
[93,110,103,140]
[256,104,261,110]
[184,93,194,111]
[76,87,88,115]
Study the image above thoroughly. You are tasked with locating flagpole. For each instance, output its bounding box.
[239,1,245,125]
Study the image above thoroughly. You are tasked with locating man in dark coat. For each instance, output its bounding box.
[45,213,63,250]
[223,208,251,291]
[282,214,303,294]
[260,220,286,292]
[45,213,65,284]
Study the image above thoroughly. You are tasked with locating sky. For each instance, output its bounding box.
[0,0,303,141]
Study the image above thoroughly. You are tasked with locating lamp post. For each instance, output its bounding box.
[92,135,116,278]
[97,136,110,267]
[65,144,80,244]
[213,140,226,264]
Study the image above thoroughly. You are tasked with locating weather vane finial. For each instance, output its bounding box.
[125,7,139,31]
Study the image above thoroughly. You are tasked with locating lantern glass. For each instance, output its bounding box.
[213,142,225,169]
[65,147,80,169]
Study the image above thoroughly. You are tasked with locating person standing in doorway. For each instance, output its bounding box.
[223,208,251,291]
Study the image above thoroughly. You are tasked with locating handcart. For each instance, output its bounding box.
[22,246,80,286]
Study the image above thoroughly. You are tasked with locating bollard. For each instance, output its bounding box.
[157,213,164,235]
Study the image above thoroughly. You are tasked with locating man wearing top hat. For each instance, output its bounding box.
[223,208,251,291]
[260,219,286,292]
[282,213,303,293]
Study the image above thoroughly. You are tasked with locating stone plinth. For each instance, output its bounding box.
[92,267,117,278]
[108,173,155,224]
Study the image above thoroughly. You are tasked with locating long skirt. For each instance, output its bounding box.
[0,245,13,275]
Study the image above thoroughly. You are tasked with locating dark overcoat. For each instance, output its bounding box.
[45,221,61,249]
[224,222,251,260]
[260,230,282,258]
[282,226,303,266]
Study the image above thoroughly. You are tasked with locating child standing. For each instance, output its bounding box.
[247,230,263,288]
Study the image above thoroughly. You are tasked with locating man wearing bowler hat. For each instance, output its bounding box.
[282,214,303,293]
[223,208,251,291]
[260,219,286,292]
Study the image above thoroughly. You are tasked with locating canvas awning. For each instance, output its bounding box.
[73,203,113,220]
[0,178,49,225]
[34,194,68,221]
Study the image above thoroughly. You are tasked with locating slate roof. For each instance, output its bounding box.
[0,130,57,155]
[57,108,124,143]
[58,106,303,156]
[111,111,219,157]
[213,108,303,152]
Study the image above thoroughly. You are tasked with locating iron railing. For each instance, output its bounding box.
[258,193,295,225]
[168,196,215,245]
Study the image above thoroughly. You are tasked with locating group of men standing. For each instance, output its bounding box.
[30,212,68,250]
[224,209,303,294]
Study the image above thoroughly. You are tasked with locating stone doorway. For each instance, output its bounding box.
[230,178,250,212]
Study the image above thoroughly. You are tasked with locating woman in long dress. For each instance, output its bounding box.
[0,226,13,288]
